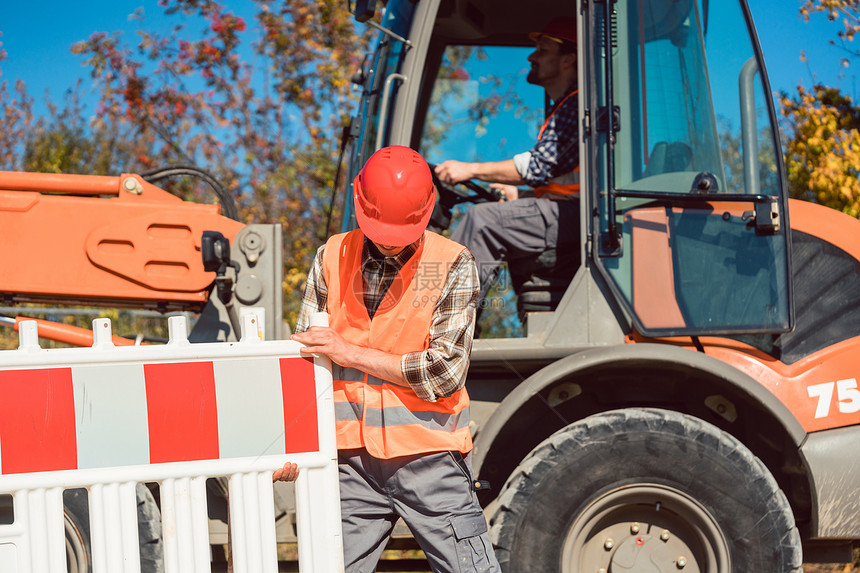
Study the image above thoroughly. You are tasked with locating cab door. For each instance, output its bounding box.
[587,0,792,336]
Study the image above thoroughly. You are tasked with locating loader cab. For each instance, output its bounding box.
[345,0,792,341]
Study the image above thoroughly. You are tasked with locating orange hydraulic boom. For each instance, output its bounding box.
[0,171,244,312]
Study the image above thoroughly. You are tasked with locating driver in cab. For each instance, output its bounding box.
[434,16,580,318]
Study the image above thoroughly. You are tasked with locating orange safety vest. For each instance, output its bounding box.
[533,89,580,200]
[321,229,473,459]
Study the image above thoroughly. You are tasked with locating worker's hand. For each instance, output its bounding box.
[273,462,299,482]
[490,183,519,201]
[434,160,474,185]
[291,326,354,366]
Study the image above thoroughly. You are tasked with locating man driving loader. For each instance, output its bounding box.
[434,16,580,318]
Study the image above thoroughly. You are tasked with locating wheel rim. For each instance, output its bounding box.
[561,483,731,573]
[65,511,89,573]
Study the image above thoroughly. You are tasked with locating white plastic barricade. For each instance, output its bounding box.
[0,314,343,573]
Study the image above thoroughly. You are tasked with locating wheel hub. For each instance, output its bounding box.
[561,484,729,573]
[610,534,680,572]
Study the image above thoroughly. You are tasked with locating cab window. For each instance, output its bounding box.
[417,45,545,338]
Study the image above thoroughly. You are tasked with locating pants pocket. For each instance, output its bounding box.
[450,513,497,572]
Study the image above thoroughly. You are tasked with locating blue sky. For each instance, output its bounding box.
[0,1,856,121]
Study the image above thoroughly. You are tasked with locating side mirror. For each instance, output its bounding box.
[201,231,231,272]
[351,0,378,22]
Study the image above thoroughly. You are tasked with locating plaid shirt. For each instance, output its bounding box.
[295,234,479,402]
[521,84,579,187]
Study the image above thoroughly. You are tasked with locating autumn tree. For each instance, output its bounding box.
[800,0,860,42]
[780,85,860,216]
[0,39,148,349]
[0,80,33,171]
[1,34,137,174]
[70,0,370,323]
[0,41,40,171]
[781,1,860,216]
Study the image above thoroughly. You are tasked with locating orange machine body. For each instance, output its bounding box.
[0,171,244,311]
[629,198,860,434]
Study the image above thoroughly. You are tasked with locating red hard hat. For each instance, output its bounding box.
[353,146,435,247]
[529,17,577,45]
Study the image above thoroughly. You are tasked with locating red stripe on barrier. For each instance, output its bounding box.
[145,362,219,463]
[0,368,77,474]
[280,357,320,454]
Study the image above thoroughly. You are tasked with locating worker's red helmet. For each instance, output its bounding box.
[353,146,435,247]
[529,17,577,45]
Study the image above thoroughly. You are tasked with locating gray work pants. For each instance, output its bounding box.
[338,448,499,573]
[450,197,580,303]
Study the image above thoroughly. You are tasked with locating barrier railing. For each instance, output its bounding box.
[0,314,342,572]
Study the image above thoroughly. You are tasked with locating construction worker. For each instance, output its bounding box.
[434,16,580,318]
[286,145,499,572]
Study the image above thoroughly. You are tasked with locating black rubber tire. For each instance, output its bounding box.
[63,485,164,573]
[136,484,164,573]
[63,489,92,573]
[488,408,803,573]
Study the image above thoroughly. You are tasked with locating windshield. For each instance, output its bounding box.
[418,45,542,166]
[604,0,779,197]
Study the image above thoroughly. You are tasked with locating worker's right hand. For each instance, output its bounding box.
[291,326,354,366]
[490,183,519,201]
[434,160,474,185]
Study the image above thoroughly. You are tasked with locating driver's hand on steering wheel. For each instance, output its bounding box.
[434,160,473,185]
[490,183,519,201]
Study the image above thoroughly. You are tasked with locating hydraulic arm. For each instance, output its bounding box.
[0,171,244,312]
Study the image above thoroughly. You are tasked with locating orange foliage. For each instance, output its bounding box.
[3,1,372,324]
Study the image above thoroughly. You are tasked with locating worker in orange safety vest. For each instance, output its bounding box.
[286,146,499,572]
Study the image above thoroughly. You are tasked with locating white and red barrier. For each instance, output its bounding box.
[0,314,342,572]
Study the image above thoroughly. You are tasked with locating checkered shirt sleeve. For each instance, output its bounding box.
[401,248,479,401]
[294,242,479,403]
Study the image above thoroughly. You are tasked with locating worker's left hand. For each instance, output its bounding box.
[291,326,354,365]
[273,462,299,482]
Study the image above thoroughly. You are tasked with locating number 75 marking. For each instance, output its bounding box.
[807,379,860,419]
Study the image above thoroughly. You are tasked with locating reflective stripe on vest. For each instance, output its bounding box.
[364,407,471,431]
[334,401,362,422]
[323,230,473,459]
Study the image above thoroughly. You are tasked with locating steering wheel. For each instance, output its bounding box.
[427,163,505,232]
